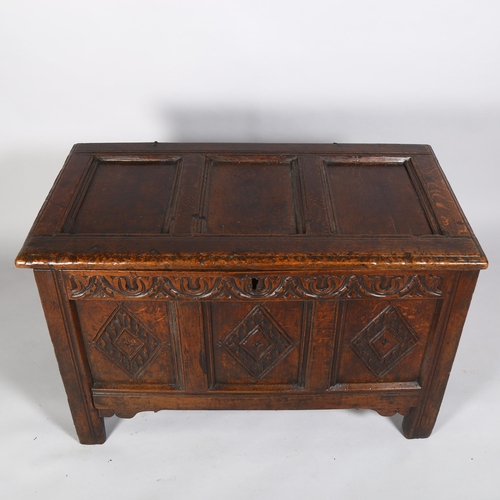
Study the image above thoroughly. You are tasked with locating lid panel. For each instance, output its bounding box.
[16,143,487,271]
[65,158,181,234]
[199,156,303,235]
[323,160,433,236]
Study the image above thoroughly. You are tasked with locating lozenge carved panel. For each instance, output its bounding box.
[208,301,309,389]
[334,299,438,385]
[75,301,182,386]
[91,306,161,378]
[350,304,420,377]
[217,305,296,379]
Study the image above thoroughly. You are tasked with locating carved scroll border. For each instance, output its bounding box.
[68,274,443,300]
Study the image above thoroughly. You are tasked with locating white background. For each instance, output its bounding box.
[1,1,499,498]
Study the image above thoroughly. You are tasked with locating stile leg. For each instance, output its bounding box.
[34,270,106,444]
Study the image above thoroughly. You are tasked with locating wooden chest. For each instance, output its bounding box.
[16,143,487,444]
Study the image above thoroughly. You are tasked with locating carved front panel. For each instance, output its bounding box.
[92,307,162,378]
[75,301,181,386]
[206,302,311,389]
[333,299,438,385]
[69,273,445,393]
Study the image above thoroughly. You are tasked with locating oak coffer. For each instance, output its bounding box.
[15,143,487,444]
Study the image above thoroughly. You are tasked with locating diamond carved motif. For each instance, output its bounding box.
[114,329,145,358]
[219,305,295,379]
[350,305,420,377]
[241,326,273,361]
[92,307,161,378]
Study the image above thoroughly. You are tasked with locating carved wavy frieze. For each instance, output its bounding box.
[68,274,443,300]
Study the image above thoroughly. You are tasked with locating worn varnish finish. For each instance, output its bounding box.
[16,143,487,444]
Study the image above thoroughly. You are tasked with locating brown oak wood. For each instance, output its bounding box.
[16,143,487,443]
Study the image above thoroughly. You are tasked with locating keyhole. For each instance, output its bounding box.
[251,278,259,291]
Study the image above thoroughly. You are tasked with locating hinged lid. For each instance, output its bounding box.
[15,143,488,271]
